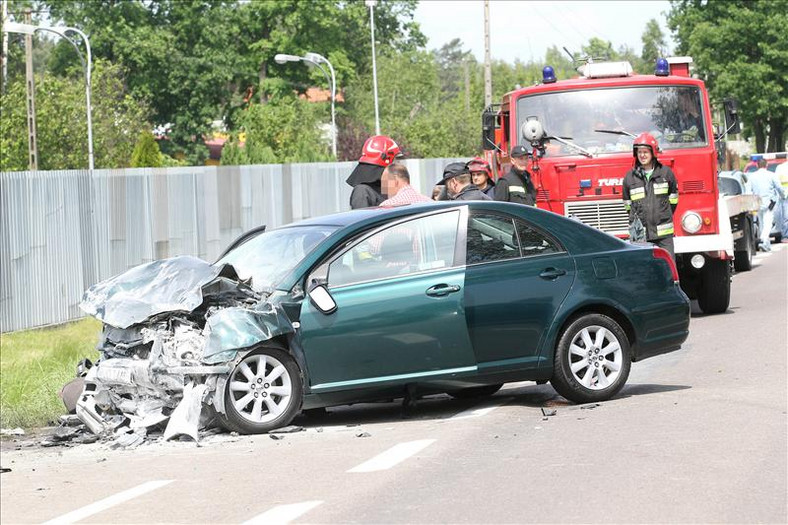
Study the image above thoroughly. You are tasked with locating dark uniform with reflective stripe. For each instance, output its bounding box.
[494,167,536,206]
[622,163,679,257]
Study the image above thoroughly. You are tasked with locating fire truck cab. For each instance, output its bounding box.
[483,57,743,314]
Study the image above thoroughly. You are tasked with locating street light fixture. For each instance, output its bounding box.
[365,0,381,135]
[274,52,337,158]
[2,21,94,171]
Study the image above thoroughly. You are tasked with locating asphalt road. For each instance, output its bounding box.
[2,244,786,524]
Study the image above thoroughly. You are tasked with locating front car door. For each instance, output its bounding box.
[463,211,575,371]
[298,209,477,392]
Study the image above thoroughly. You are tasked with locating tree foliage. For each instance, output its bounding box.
[668,0,788,151]
[131,130,162,167]
[0,60,151,171]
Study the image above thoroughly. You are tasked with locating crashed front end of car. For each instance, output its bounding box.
[77,255,294,442]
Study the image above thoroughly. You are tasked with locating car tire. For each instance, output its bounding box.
[550,314,631,404]
[697,259,730,314]
[734,219,753,272]
[221,347,303,434]
[448,384,503,399]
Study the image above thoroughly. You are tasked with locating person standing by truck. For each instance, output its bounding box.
[494,145,537,205]
[622,133,679,258]
[749,159,786,251]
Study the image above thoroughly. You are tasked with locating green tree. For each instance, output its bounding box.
[668,0,788,151]
[641,18,668,65]
[1,60,151,171]
[220,134,248,166]
[130,130,162,167]
[43,0,424,163]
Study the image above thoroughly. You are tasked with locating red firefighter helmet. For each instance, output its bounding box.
[632,132,660,157]
[358,135,402,166]
[466,157,492,177]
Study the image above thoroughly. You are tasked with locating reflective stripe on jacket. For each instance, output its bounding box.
[621,163,679,241]
[494,167,536,206]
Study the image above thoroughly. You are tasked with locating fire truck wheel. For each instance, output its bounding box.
[733,220,753,272]
[697,259,731,314]
[550,313,631,404]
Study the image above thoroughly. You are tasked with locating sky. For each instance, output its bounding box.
[413,0,675,64]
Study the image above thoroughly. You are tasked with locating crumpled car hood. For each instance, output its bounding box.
[80,256,243,329]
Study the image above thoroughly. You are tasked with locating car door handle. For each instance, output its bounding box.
[539,268,567,280]
[425,284,461,297]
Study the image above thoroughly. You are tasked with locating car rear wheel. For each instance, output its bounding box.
[448,384,503,399]
[222,347,303,434]
[550,314,631,404]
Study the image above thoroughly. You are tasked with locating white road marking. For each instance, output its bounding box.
[449,397,510,420]
[347,439,436,473]
[241,501,323,525]
[41,480,174,525]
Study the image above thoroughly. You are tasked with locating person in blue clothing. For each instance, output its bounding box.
[749,159,786,252]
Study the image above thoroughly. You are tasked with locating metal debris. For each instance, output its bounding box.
[269,425,305,434]
[73,256,296,444]
[355,432,372,438]
[541,408,557,417]
[269,434,284,441]
[0,428,25,437]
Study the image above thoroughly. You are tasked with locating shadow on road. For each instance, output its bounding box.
[617,383,692,398]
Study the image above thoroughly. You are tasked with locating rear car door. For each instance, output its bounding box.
[299,209,476,391]
[463,211,575,370]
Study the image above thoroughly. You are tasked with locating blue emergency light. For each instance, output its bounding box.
[655,58,670,76]
[580,179,592,188]
[542,66,556,84]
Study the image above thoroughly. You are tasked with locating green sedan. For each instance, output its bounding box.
[79,201,690,436]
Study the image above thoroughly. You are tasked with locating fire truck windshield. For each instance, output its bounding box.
[516,85,707,157]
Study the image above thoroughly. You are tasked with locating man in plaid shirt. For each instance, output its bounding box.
[379,164,431,207]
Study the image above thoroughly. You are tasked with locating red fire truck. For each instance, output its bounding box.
[482,57,743,314]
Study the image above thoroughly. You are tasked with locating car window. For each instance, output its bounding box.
[328,211,459,287]
[718,177,741,196]
[466,213,520,264]
[515,218,561,257]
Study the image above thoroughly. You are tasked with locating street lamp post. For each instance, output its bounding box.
[275,52,337,158]
[3,21,94,171]
[365,0,380,135]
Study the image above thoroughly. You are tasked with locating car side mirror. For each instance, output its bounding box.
[308,284,337,314]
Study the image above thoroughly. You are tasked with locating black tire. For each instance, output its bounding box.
[448,384,503,399]
[697,259,731,314]
[550,314,631,404]
[221,347,303,434]
[734,219,753,272]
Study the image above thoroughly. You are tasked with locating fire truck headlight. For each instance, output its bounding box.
[681,211,703,234]
[690,254,705,269]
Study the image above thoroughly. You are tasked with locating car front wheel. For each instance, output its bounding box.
[550,314,631,404]
[222,347,303,434]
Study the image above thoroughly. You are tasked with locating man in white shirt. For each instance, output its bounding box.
[749,159,786,251]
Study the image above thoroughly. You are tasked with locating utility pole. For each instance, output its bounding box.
[483,0,492,107]
[24,8,37,170]
[1,0,8,92]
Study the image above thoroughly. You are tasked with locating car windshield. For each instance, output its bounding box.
[718,177,741,196]
[516,85,707,157]
[216,225,338,291]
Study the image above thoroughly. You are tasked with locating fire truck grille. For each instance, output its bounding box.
[565,200,630,236]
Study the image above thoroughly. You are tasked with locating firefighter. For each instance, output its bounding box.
[440,163,491,201]
[346,135,402,209]
[494,145,536,205]
[622,133,679,258]
[467,157,496,198]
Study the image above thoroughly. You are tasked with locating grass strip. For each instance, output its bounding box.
[0,318,101,429]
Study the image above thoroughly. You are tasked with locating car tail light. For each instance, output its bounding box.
[653,247,679,282]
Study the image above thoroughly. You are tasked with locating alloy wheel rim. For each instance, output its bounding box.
[568,325,622,390]
[229,353,292,423]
